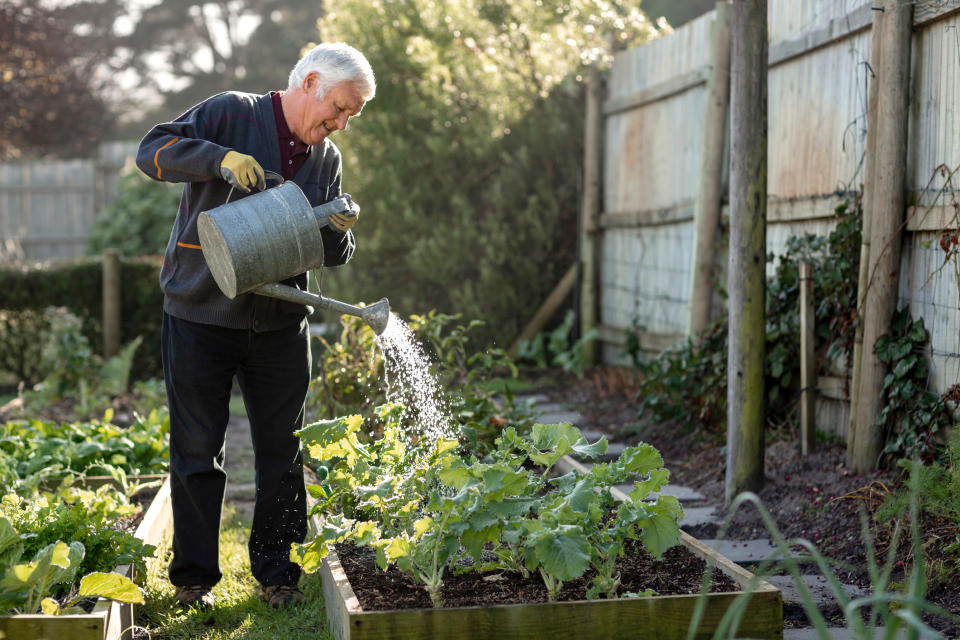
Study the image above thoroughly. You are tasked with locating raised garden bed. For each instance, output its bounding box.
[310,452,783,640]
[0,475,172,640]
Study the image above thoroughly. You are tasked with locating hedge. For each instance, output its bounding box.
[0,256,164,383]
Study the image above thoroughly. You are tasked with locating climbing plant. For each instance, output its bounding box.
[630,199,863,436]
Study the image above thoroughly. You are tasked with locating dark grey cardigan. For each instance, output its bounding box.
[137,91,354,331]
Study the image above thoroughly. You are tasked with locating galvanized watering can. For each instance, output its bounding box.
[197,175,390,334]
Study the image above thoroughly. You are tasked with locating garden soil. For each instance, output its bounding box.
[536,370,960,637]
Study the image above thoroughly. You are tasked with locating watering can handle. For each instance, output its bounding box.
[224,170,284,204]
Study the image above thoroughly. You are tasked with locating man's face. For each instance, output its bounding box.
[294,75,366,146]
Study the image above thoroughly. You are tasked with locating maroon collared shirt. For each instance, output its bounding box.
[271,91,310,180]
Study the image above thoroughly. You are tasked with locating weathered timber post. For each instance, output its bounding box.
[846,2,885,467]
[579,69,603,366]
[851,0,913,474]
[689,1,732,337]
[102,248,121,359]
[799,261,816,455]
[726,0,767,505]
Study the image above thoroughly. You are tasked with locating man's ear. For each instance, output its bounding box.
[302,71,319,93]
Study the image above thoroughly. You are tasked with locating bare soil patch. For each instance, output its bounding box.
[335,539,739,610]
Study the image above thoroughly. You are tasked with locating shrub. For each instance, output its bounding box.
[87,167,179,257]
[0,256,163,382]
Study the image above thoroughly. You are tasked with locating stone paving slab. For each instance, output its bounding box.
[699,538,805,564]
[618,482,707,503]
[764,574,866,607]
[536,410,586,425]
[679,505,720,528]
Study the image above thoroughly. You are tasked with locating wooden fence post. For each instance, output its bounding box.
[799,261,816,455]
[851,0,912,474]
[102,249,121,359]
[726,0,768,505]
[579,69,603,367]
[846,1,884,467]
[688,1,732,337]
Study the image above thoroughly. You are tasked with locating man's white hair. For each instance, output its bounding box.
[287,43,376,100]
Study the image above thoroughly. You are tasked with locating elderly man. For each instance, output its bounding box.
[136,43,375,610]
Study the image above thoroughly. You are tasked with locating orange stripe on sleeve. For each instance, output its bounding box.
[153,137,180,179]
[177,241,202,250]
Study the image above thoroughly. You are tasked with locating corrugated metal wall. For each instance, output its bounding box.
[0,141,138,261]
[598,0,960,432]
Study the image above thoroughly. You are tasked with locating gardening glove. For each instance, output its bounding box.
[329,197,360,233]
[220,150,266,193]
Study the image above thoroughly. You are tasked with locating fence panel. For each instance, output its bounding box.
[0,141,138,261]
[597,0,960,430]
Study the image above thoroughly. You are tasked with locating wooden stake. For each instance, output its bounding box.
[689,1,732,337]
[726,0,768,505]
[579,69,603,366]
[799,261,816,455]
[851,0,912,474]
[102,248,121,359]
[846,0,884,467]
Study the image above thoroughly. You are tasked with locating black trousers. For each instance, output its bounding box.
[161,312,309,588]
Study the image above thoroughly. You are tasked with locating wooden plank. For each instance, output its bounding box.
[0,613,106,640]
[769,4,873,68]
[603,69,708,116]
[508,265,577,359]
[906,204,960,231]
[914,0,960,27]
[599,201,696,229]
[341,589,782,640]
[818,375,849,402]
[766,195,848,223]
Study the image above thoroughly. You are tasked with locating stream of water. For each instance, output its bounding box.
[375,312,457,445]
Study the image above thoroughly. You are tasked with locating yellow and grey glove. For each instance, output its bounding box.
[329,199,360,232]
[220,150,266,192]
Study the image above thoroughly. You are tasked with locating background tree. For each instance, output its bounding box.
[317,0,656,348]
[119,0,321,128]
[0,0,121,159]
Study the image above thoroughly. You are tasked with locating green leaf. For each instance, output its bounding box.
[627,468,671,502]
[296,415,362,447]
[616,444,664,476]
[526,525,591,582]
[77,572,145,604]
[637,497,683,558]
[571,436,608,460]
[0,517,19,554]
[41,597,61,615]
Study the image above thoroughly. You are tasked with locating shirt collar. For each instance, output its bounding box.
[271,91,310,155]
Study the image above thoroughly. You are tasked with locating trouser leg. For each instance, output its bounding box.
[162,312,240,587]
[238,320,310,587]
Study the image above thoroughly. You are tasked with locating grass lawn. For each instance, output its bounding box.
[139,504,334,640]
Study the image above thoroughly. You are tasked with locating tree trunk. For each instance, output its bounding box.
[851,0,913,474]
[726,0,768,505]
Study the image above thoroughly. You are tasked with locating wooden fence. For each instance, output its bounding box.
[592,0,960,436]
[0,141,139,261]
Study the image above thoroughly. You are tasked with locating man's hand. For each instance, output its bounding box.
[329,200,360,232]
[220,150,266,192]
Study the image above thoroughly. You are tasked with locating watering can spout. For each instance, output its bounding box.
[255,283,390,335]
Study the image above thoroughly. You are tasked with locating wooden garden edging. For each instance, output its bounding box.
[0,475,173,640]
[313,456,783,640]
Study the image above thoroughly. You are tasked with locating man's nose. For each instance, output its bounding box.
[336,112,349,131]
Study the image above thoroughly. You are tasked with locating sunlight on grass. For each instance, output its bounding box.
[139,503,334,640]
